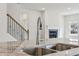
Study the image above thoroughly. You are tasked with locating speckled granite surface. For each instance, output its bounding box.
[0,51,30,56]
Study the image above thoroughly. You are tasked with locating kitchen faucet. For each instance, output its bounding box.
[36,17,42,45]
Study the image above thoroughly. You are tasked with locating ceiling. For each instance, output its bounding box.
[19,3,79,11]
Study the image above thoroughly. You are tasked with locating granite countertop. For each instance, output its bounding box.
[9,51,30,56]
[45,47,79,56]
[0,51,29,56]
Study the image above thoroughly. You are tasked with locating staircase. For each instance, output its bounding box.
[0,14,29,54]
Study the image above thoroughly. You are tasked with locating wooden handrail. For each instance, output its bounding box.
[7,14,27,32]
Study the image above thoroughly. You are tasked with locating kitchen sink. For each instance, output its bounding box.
[50,43,79,51]
[23,47,57,56]
[22,43,79,56]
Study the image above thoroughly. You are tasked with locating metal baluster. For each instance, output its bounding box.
[16,23,18,39]
[14,22,18,40]
[25,30,27,40]
[10,18,12,35]
[12,20,14,36]
[13,20,14,37]
[23,30,26,40]
[9,17,11,35]
[14,22,16,39]
[20,27,22,41]
[25,31,27,40]
[18,25,20,40]
[17,24,19,40]
[11,20,13,52]
[8,17,10,34]
[22,29,24,41]
[22,29,27,41]
[19,27,21,40]
[23,30,24,41]
[23,30,25,40]
[19,27,21,41]
[14,22,15,39]
[21,28,22,41]
[16,24,18,39]
[11,18,13,36]
[7,16,9,33]
[13,20,16,52]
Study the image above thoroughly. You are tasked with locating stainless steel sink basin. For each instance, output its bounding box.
[50,43,79,51]
[22,43,79,56]
[23,47,57,56]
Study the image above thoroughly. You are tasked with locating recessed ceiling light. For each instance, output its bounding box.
[67,8,71,10]
[22,13,28,20]
[41,8,45,11]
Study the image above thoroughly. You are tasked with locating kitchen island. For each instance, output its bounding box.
[20,43,79,56]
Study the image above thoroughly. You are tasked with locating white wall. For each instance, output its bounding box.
[64,13,79,41]
[45,9,79,44]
